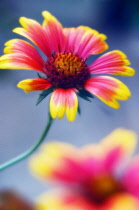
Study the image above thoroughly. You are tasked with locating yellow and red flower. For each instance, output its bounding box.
[30,129,139,209]
[0,11,135,121]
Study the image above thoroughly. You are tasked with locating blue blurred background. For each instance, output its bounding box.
[0,0,139,202]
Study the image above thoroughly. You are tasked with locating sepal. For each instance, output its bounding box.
[78,89,94,102]
[36,87,53,105]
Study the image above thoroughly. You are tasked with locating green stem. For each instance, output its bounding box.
[0,114,53,171]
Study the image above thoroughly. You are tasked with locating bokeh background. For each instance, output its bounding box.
[0,0,139,202]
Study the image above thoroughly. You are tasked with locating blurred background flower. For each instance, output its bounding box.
[30,129,139,209]
[0,189,35,210]
[0,0,139,202]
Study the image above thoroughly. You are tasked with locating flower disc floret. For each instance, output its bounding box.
[45,52,90,89]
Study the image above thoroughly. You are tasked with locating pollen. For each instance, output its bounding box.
[54,53,83,76]
[45,52,91,89]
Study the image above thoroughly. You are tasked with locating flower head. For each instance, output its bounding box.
[0,11,135,121]
[0,190,34,210]
[30,129,139,209]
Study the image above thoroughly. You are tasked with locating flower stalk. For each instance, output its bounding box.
[0,113,53,171]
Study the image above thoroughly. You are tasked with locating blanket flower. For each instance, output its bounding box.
[30,129,139,209]
[0,11,135,121]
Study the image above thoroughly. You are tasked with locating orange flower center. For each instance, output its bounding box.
[84,174,122,204]
[54,53,84,76]
[45,52,90,89]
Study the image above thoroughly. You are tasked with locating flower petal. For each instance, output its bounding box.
[64,26,108,59]
[106,194,139,210]
[29,142,77,181]
[4,39,43,62]
[17,78,52,93]
[13,15,52,57]
[42,11,65,52]
[80,129,136,175]
[122,155,139,198]
[101,129,137,172]
[89,50,135,76]
[36,191,139,210]
[50,88,78,122]
[63,27,85,53]
[30,129,137,185]
[84,76,131,109]
[0,54,42,70]
[0,39,45,72]
[36,190,97,210]
[29,141,101,185]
